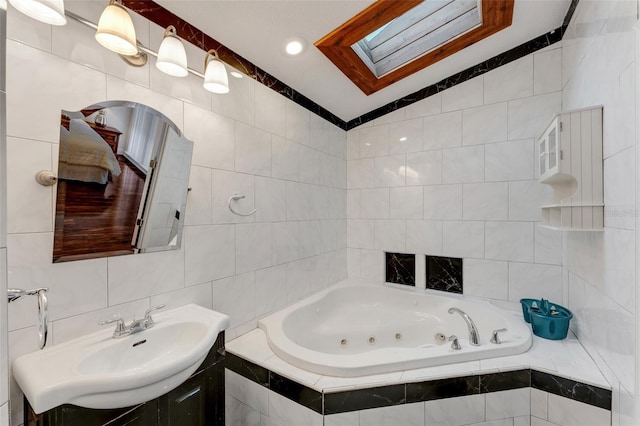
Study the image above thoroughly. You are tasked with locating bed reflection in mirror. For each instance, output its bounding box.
[53,101,193,263]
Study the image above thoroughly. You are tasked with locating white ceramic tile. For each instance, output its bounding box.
[508,262,562,303]
[603,148,635,230]
[462,102,508,146]
[508,93,561,141]
[299,220,323,258]
[213,271,256,327]
[184,224,235,285]
[530,417,557,426]
[6,138,52,233]
[299,144,321,185]
[423,111,462,151]
[360,189,390,219]
[424,185,462,220]
[534,226,562,266]
[150,281,213,310]
[255,177,286,223]
[346,129,360,160]
[267,388,323,426]
[185,166,212,226]
[424,394,485,426]
[347,248,361,278]
[530,389,548,420]
[360,249,384,283]
[374,155,406,187]
[212,169,255,224]
[390,187,423,220]
[107,248,184,305]
[286,101,311,145]
[347,190,360,219]
[534,48,562,95]
[183,103,235,171]
[271,135,299,181]
[324,412,359,426]
[271,222,300,264]
[464,259,509,300]
[389,118,423,155]
[7,40,106,143]
[603,227,635,313]
[226,369,269,415]
[347,159,375,189]
[485,222,534,262]
[255,83,286,138]
[442,145,484,184]
[406,220,442,256]
[236,223,271,274]
[359,125,389,158]
[442,77,484,112]
[285,257,313,302]
[462,183,508,221]
[442,221,484,258]
[309,114,331,154]
[212,68,255,126]
[0,249,7,405]
[0,402,7,426]
[357,403,423,426]
[486,388,530,420]
[508,181,553,222]
[149,55,211,112]
[226,394,261,426]
[374,219,406,253]
[485,139,535,182]
[484,56,534,104]
[236,122,272,177]
[255,264,287,316]
[7,232,107,329]
[7,2,51,51]
[322,219,346,252]
[8,325,41,426]
[405,93,441,119]
[547,394,610,426]
[406,151,442,186]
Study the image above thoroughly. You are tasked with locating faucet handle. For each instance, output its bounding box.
[144,304,166,326]
[448,335,461,350]
[490,328,508,344]
[98,316,127,336]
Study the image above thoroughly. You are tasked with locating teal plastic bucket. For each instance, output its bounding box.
[519,298,573,340]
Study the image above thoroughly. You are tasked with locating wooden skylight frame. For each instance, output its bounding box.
[315,0,515,95]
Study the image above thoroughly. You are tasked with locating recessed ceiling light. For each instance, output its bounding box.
[399,137,407,142]
[230,70,243,79]
[284,38,306,56]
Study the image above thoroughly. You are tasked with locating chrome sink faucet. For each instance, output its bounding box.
[448,307,480,346]
[99,304,165,338]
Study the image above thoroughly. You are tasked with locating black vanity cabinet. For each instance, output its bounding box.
[25,332,225,426]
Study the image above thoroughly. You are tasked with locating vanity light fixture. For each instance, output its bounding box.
[95,0,138,56]
[9,0,67,25]
[156,25,188,77]
[203,49,229,94]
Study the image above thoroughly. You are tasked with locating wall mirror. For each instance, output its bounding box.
[53,101,193,263]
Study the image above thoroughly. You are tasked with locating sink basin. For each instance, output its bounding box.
[12,304,229,414]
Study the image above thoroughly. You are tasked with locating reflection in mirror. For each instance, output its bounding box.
[53,101,193,263]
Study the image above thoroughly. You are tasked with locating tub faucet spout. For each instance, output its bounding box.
[448,307,480,346]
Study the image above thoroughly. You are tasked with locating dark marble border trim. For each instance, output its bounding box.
[122,1,577,132]
[226,352,611,415]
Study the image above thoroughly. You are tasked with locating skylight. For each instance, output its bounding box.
[315,0,514,95]
[353,0,482,77]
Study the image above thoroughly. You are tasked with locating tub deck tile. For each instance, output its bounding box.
[406,376,480,403]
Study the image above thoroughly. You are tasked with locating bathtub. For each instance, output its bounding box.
[258,281,532,377]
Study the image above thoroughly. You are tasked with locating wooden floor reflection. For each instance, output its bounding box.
[53,157,146,262]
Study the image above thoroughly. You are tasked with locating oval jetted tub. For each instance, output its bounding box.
[258,281,532,377]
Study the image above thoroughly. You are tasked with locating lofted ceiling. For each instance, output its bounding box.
[154,0,572,122]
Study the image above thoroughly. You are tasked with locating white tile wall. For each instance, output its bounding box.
[4,7,346,424]
[346,46,565,308]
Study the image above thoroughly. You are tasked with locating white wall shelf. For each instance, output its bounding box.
[538,106,604,231]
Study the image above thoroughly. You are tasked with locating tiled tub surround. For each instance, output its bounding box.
[256,280,532,377]
[225,325,611,426]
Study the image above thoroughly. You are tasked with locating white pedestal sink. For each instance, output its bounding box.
[13,304,230,414]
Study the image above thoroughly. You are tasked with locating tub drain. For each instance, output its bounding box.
[395,333,402,340]
[340,338,348,347]
[368,336,376,345]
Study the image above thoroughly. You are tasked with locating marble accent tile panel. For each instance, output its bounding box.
[385,252,415,286]
[269,371,323,414]
[531,370,611,410]
[406,220,443,256]
[480,371,531,393]
[407,376,480,403]
[425,255,463,294]
[390,187,423,220]
[442,146,484,184]
[226,353,271,388]
[423,394,485,426]
[359,402,424,426]
[484,56,534,104]
[462,183,508,221]
[462,102,508,146]
[324,384,406,414]
[406,151,443,186]
[423,111,462,151]
[463,259,509,301]
[424,185,462,220]
[485,139,535,182]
